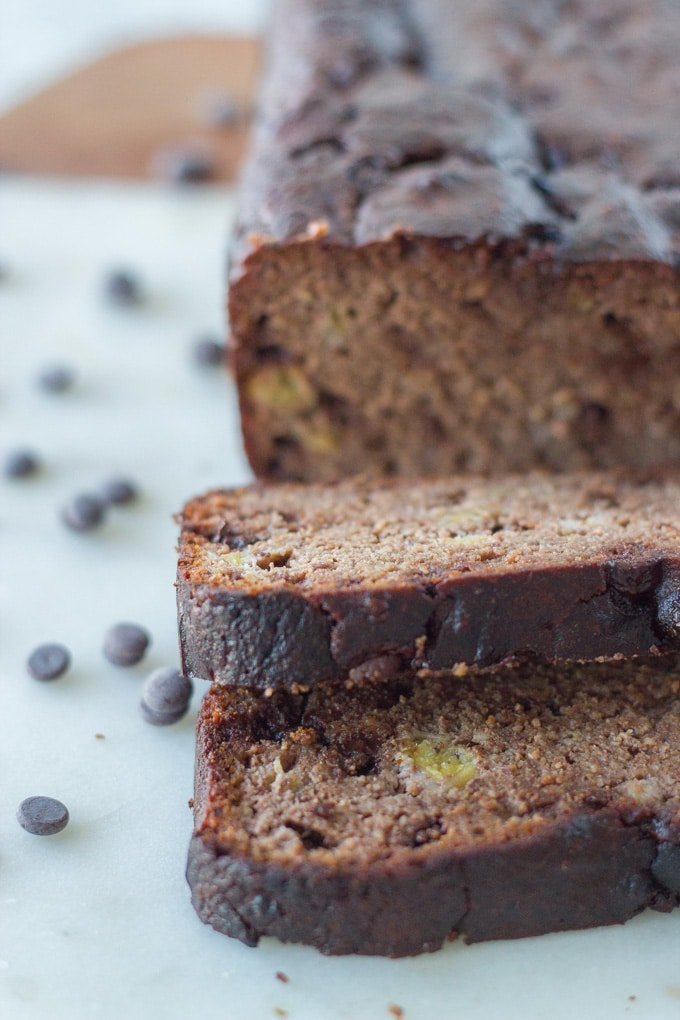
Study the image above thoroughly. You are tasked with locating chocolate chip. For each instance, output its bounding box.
[283,821,327,850]
[4,449,39,479]
[103,622,150,667]
[643,173,680,192]
[656,576,680,638]
[36,364,76,394]
[104,269,143,306]
[255,344,287,364]
[580,401,610,424]
[150,146,214,184]
[142,667,192,712]
[530,175,576,220]
[192,335,225,367]
[140,667,193,725]
[651,842,680,893]
[27,642,71,681]
[524,222,564,245]
[140,701,188,726]
[607,561,661,598]
[60,493,106,531]
[536,137,570,172]
[101,477,138,506]
[17,796,69,835]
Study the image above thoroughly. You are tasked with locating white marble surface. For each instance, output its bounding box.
[1,178,680,1020]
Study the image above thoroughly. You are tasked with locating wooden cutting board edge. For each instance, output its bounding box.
[0,34,262,182]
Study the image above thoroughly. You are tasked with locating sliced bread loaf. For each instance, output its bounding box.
[178,471,680,687]
[187,656,680,956]
[230,0,680,483]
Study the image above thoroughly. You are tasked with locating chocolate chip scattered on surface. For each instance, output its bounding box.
[60,493,106,532]
[36,363,76,394]
[140,701,189,726]
[104,269,143,306]
[103,622,150,667]
[27,643,71,681]
[3,449,40,479]
[17,796,69,836]
[151,146,215,184]
[101,477,138,506]
[140,667,193,726]
[192,335,225,368]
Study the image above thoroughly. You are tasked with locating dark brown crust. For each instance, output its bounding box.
[230,0,680,260]
[187,822,679,955]
[186,687,680,956]
[177,560,680,688]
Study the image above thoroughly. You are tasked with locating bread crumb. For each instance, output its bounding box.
[246,230,275,248]
[388,1005,404,1019]
[94,733,105,740]
[306,219,329,239]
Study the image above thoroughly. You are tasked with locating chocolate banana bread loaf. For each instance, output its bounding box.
[229,0,680,482]
[187,656,680,956]
[177,471,680,688]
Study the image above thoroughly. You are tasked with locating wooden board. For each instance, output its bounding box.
[0,35,261,181]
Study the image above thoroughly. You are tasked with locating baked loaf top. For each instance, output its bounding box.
[234,0,680,265]
[177,471,680,685]
[179,471,680,592]
[188,656,680,954]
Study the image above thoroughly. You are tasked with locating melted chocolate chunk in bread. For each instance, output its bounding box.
[187,656,680,956]
[177,471,680,688]
[230,0,680,482]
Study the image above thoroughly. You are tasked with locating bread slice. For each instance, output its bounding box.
[187,656,680,956]
[177,471,680,688]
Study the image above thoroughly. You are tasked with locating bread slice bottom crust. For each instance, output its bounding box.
[187,657,680,956]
